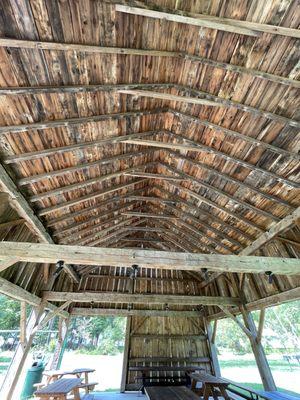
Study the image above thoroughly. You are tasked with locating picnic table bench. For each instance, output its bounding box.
[145,385,200,400]
[34,378,82,400]
[189,372,231,400]
[130,365,204,390]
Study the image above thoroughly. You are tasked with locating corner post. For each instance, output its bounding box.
[50,317,70,370]
[204,318,221,377]
[120,316,132,392]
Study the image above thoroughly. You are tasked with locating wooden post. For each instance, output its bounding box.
[20,302,27,345]
[205,318,221,377]
[0,303,46,400]
[50,317,70,370]
[120,316,132,392]
[240,307,276,391]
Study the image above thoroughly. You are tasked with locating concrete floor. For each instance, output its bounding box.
[83,393,146,400]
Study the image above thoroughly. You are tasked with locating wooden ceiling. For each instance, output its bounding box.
[0,0,299,312]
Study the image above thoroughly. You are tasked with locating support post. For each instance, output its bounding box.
[205,318,221,377]
[20,302,27,344]
[50,317,70,370]
[120,316,132,392]
[240,307,276,391]
[0,303,46,400]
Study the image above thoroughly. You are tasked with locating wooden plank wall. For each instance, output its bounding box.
[125,316,212,390]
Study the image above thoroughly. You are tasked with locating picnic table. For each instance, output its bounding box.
[145,386,200,400]
[189,372,231,400]
[42,368,97,394]
[34,378,82,400]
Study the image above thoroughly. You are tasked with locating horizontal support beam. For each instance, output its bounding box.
[115,4,300,39]
[0,219,25,230]
[122,212,179,220]
[0,257,20,272]
[1,242,299,275]
[124,172,184,181]
[0,41,297,88]
[71,308,202,317]
[44,291,240,306]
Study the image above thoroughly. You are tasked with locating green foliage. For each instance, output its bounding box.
[216,301,300,355]
[69,316,126,355]
[0,295,21,329]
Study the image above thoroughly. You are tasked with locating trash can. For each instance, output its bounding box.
[20,361,45,399]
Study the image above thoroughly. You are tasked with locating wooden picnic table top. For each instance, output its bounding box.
[72,368,95,374]
[35,378,82,395]
[145,386,199,400]
[189,372,229,386]
[43,370,74,377]
[129,365,204,372]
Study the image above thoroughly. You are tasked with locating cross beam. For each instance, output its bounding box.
[0,242,299,275]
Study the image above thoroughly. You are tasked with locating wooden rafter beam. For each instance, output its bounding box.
[0,218,25,230]
[0,276,68,318]
[30,161,156,203]
[124,172,184,181]
[43,291,240,306]
[0,257,20,273]
[115,4,300,39]
[18,149,155,186]
[38,179,148,216]
[5,131,157,165]
[240,207,300,255]
[0,40,297,88]
[122,211,180,220]
[2,242,299,274]
[123,134,299,188]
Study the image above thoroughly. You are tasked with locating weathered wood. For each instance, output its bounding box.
[257,308,266,343]
[124,172,184,181]
[0,257,20,272]
[115,4,300,38]
[71,308,203,317]
[50,318,69,370]
[219,306,253,338]
[38,179,146,216]
[44,291,240,306]
[123,136,299,188]
[145,385,200,400]
[19,301,26,344]
[120,316,131,392]
[240,207,300,255]
[205,319,221,377]
[0,218,25,230]
[36,301,72,331]
[123,211,179,220]
[1,242,299,275]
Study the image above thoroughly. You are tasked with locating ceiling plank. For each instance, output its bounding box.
[122,211,180,220]
[71,308,202,317]
[1,242,299,274]
[124,172,184,181]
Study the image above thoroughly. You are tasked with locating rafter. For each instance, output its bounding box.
[5,131,157,164]
[123,133,299,188]
[29,162,156,203]
[124,172,184,181]
[240,207,300,255]
[0,40,297,88]
[38,179,147,216]
[115,4,300,39]
[122,211,180,220]
[18,149,155,186]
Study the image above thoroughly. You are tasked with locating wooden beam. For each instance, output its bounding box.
[119,89,218,106]
[0,218,25,230]
[121,316,131,392]
[19,302,26,344]
[123,136,299,189]
[18,150,154,186]
[164,164,279,223]
[0,257,20,272]
[0,276,69,318]
[115,4,300,39]
[0,104,165,135]
[120,238,165,244]
[44,291,240,306]
[38,179,147,216]
[240,207,300,255]
[205,319,221,377]
[170,110,299,161]
[5,131,156,164]
[257,308,266,343]
[277,236,300,248]
[71,308,202,317]
[30,162,155,202]
[36,301,72,331]
[1,242,299,275]
[124,172,184,181]
[50,317,69,370]
[120,87,299,128]
[219,306,253,338]
[122,211,179,220]
[0,42,297,89]
[208,287,300,321]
